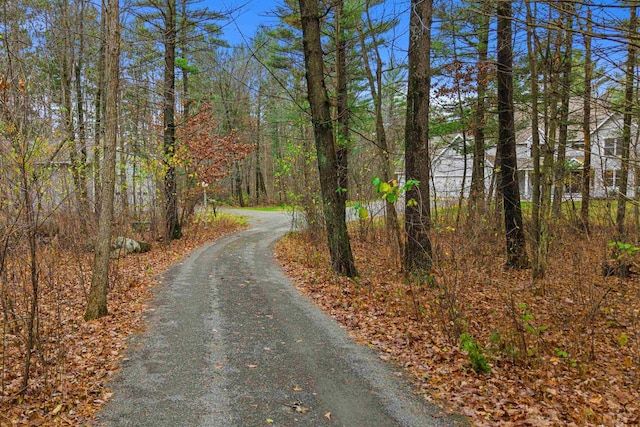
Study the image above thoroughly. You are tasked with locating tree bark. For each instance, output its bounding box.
[255,86,267,202]
[552,4,574,218]
[93,0,106,218]
[616,4,636,236]
[404,0,434,277]
[335,0,349,208]
[497,0,529,269]
[164,0,182,241]
[298,0,357,277]
[74,0,90,220]
[526,0,544,279]
[85,0,120,321]
[470,1,491,215]
[580,9,593,233]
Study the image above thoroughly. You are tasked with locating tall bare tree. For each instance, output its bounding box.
[85,0,120,320]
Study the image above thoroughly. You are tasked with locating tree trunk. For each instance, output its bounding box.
[470,0,491,215]
[404,0,434,277]
[616,4,636,237]
[93,0,106,218]
[497,0,529,269]
[74,0,90,220]
[552,4,574,218]
[180,0,190,123]
[19,143,39,392]
[118,123,129,216]
[537,10,563,278]
[335,0,349,208]
[298,0,357,277]
[255,86,267,202]
[526,0,542,277]
[164,0,182,241]
[234,159,245,207]
[85,0,119,321]
[580,9,593,233]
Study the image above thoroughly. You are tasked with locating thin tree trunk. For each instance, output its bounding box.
[164,0,182,241]
[255,86,267,202]
[94,0,106,218]
[552,4,574,218]
[74,0,90,219]
[118,124,128,216]
[538,14,562,278]
[470,1,491,215]
[450,35,469,226]
[234,159,245,207]
[180,0,190,123]
[616,4,636,236]
[581,9,593,233]
[497,0,529,269]
[20,155,38,392]
[335,0,349,208]
[85,0,119,321]
[526,0,543,278]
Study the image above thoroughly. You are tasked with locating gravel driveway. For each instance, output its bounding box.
[97,209,466,427]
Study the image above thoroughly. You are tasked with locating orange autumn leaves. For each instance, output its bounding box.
[177,103,255,185]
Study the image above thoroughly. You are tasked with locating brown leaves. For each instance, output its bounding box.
[176,103,255,185]
[0,219,245,425]
[275,224,640,426]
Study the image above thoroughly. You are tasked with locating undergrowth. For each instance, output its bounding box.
[276,212,640,425]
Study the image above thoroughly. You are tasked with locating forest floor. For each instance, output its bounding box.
[0,213,246,426]
[275,217,640,427]
[4,207,640,426]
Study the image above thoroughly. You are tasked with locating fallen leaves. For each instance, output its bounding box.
[0,218,245,425]
[275,223,640,426]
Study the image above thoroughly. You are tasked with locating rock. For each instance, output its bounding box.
[113,236,151,255]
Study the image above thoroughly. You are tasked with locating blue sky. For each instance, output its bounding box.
[215,0,282,46]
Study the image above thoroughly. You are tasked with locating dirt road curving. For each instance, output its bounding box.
[97,209,466,427]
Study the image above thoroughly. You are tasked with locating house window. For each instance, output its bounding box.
[604,169,621,187]
[604,137,623,156]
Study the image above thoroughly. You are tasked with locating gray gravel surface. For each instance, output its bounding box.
[97,209,467,427]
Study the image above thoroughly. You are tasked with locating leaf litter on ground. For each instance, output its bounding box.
[274,220,640,426]
[0,215,245,426]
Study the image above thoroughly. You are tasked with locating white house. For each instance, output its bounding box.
[428,110,639,202]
